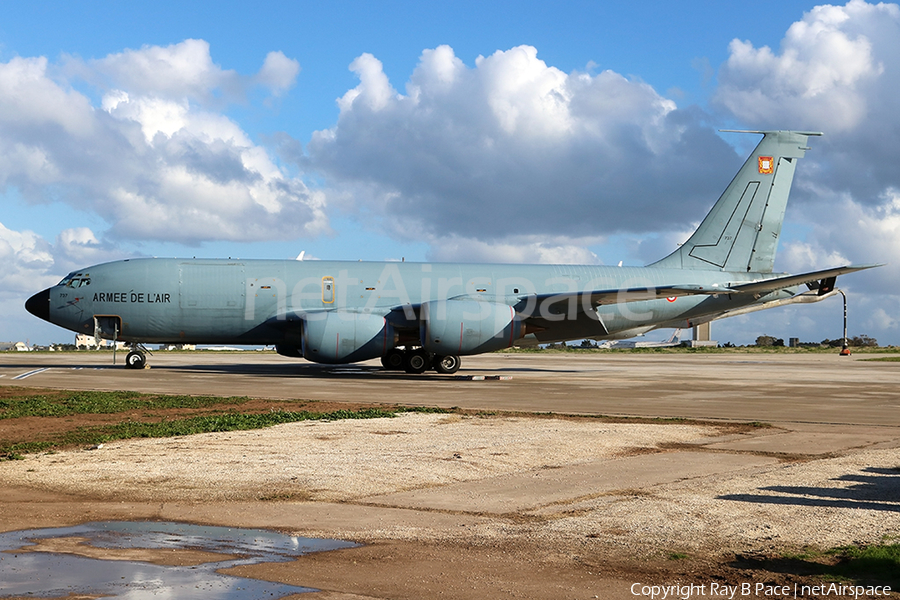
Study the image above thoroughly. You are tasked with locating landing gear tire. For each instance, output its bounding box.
[404,349,432,374]
[433,354,461,374]
[381,348,406,370]
[125,351,146,369]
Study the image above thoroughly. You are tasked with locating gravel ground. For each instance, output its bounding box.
[540,448,900,556]
[1,413,715,502]
[3,412,899,560]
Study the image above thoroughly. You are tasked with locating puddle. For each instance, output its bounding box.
[0,521,358,598]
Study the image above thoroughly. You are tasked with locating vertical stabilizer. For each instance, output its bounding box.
[651,130,821,273]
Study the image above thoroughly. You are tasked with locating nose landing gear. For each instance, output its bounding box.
[124,344,151,369]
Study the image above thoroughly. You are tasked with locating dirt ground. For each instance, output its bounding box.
[2,399,898,599]
[0,392,666,599]
[1,473,855,600]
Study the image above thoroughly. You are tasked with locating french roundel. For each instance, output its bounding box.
[666,297,677,302]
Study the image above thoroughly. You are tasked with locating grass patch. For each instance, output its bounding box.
[0,389,251,419]
[1,441,54,459]
[861,356,900,362]
[0,387,452,460]
[1,407,409,459]
[82,407,399,442]
[773,544,900,587]
[823,543,900,584]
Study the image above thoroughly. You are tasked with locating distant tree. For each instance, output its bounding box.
[850,334,878,347]
[820,335,878,348]
[579,339,597,348]
[755,335,777,347]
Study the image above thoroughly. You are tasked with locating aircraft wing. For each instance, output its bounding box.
[726,264,882,295]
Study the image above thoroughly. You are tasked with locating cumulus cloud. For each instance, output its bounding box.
[0,221,127,294]
[70,39,301,103]
[0,223,71,299]
[715,1,891,131]
[779,188,899,292]
[0,221,126,344]
[84,39,243,102]
[0,40,320,247]
[715,0,899,305]
[255,51,301,97]
[715,1,900,197]
[303,45,739,250]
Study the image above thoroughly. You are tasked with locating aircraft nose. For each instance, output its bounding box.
[25,288,51,321]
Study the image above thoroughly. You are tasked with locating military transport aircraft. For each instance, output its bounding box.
[26,130,879,374]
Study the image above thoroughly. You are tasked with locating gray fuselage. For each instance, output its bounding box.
[42,257,791,347]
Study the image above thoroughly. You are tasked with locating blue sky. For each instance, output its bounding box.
[2,0,898,346]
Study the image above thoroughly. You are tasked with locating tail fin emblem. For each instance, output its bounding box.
[758,156,774,174]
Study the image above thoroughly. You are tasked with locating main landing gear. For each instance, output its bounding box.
[381,348,461,375]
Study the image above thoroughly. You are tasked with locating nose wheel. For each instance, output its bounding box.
[125,351,146,369]
[124,344,151,369]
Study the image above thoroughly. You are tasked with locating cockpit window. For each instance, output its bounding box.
[60,273,90,288]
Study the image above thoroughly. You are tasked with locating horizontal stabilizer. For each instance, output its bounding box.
[517,263,882,319]
[524,284,731,315]
[727,264,882,295]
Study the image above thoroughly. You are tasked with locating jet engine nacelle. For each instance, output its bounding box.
[421,299,523,355]
[300,311,396,364]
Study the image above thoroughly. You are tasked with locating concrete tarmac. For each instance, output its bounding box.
[3,350,898,458]
[1,350,897,426]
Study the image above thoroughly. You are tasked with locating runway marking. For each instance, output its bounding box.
[330,368,367,375]
[13,368,49,380]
